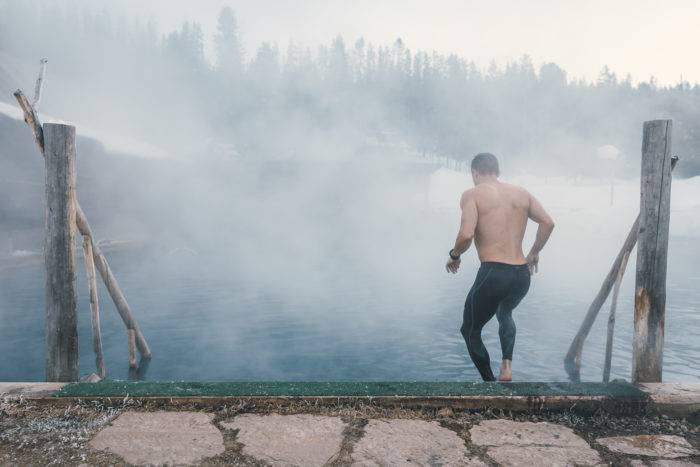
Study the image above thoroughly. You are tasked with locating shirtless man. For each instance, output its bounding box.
[446,153,554,382]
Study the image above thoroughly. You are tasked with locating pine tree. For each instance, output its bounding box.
[215,7,243,78]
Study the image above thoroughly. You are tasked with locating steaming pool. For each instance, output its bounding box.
[1,236,698,383]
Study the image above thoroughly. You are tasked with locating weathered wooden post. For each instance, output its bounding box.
[632,119,673,383]
[82,236,106,378]
[128,329,137,369]
[603,250,630,382]
[44,123,79,382]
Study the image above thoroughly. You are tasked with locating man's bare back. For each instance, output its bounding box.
[446,176,554,274]
[465,181,529,265]
[444,152,554,381]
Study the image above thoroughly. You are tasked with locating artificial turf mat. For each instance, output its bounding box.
[54,381,648,398]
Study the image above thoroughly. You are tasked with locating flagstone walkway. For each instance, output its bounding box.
[1,382,699,465]
[81,411,698,466]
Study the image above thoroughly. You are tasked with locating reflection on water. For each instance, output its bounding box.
[0,237,698,382]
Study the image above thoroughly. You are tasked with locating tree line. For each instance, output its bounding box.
[1,2,698,176]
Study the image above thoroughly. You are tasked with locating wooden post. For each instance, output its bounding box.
[82,236,106,378]
[128,329,137,369]
[632,120,673,383]
[603,250,630,382]
[33,58,48,109]
[44,123,79,382]
[564,157,678,382]
[14,90,44,153]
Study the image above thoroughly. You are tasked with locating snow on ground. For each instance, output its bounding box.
[429,167,700,239]
[0,100,169,159]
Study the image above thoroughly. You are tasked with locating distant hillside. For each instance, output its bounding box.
[0,111,172,254]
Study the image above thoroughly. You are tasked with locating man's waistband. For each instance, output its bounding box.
[480,261,529,270]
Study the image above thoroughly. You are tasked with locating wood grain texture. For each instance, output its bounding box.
[82,236,106,378]
[75,203,151,359]
[44,123,78,382]
[633,120,673,383]
[13,89,44,153]
[603,250,630,383]
[128,329,137,369]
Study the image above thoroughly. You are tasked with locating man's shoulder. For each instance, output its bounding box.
[460,187,478,200]
[459,188,476,208]
[501,182,531,198]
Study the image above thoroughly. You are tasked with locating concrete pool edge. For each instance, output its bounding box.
[53,381,652,397]
[1,381,698,417]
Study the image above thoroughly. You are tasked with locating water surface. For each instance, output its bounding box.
[1,237,697,382]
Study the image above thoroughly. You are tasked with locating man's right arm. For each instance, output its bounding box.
[526,192,555,274]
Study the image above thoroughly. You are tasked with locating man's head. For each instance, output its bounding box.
[471,152,500,185]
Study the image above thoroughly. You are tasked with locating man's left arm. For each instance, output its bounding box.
[446,190,477,273]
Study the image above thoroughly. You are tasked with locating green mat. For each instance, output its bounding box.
[55,381,648,398]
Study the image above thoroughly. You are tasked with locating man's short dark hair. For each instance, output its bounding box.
[471,152,500,176]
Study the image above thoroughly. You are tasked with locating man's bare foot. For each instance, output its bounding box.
[498,359,512,382]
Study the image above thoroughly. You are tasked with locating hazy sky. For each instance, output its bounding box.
[95,0,699,85]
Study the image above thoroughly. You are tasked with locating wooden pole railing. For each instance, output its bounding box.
[564,215,640,382]
[564,120,677,383]
[632,119,673,383]
[75,205,151,358]
[603,250,630,382]
[13,59,151,380]
[44,123,79,382]
[128,329,137,369]
[82,235,106,378]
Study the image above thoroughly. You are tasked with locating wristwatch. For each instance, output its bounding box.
[449,249,461,260]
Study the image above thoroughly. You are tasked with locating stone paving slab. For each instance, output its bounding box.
[484,445,603,466]
[470,419,591,447]
[470,419,602,466]
[649,461,700,466]
[639,384,700,405]
[0,382,66,399]
[639,383,700,417]
[351,418,485,466]
[88,411,225,465]
[596,434,699,459]
[221,414,346,466]
[632,460,700,466]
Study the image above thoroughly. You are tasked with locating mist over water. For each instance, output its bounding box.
[0,1,698,382]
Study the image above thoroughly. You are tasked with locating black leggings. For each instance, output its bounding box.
[461,262,531,381]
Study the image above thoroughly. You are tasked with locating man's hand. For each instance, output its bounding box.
[526,192,554,276]
[446,257,461,274]
[526,252,539,275]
